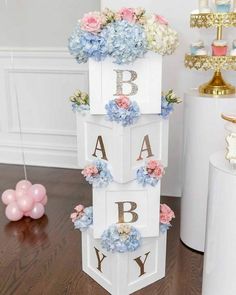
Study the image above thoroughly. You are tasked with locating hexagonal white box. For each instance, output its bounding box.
[89,53,162,115]
[93,180,160,239]
[76,112,168,183]
[82,226,166,295]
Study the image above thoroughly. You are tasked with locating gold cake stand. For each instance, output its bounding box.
[185,12,236,96]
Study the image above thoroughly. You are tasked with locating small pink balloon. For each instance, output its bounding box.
[16,180,32,192]
[28,184,46,202]
[24,211,30,217]
[5,202,24,221]
[41,195,48,206]
[17,194,34,212]
[1,189,16,205]
[29,203,45,220]
[15,189,26,199]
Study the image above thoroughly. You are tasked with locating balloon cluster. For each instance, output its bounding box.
[1,180,47,221]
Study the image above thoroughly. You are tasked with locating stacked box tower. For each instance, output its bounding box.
[76,1,171,294]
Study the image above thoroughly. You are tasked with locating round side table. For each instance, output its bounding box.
[181,90,236,252]
[202,151,236,295]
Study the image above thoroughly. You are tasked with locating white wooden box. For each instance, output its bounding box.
[89,53,162,115]
[101,0,160,13]
[93,180,160,239]
[76,113,168,183]
[82,226,166,295]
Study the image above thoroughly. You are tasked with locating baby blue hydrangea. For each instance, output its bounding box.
[160,223,171,234]
[160,96,174,119]
[74,207,93,232]
[68,24,109,63]
[83,159,113,188]
[101,225,141,253]
[160,90,181,119]
[72,103,90,113]
[136,167,160,187]
[104,20,148,64]
[105,100,140,127]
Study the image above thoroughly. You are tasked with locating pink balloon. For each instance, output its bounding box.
[24,211,30,217]
[5,202,24,221]
[1,189,16,205]
[28,184,46,202]
[15,189,26,199]
[41,195,48,206]
[17,194,34,212]
[16,180,32,192]
[29,203,45,219]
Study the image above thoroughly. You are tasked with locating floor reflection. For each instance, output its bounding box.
[4,215,49,246]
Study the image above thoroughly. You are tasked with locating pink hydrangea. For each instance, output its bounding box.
[117,8,136,23]
[115,96,131,109]
[80,12,103,33]
[70,204,85,222]
[160,204,175,225]
[146,160,164,179]
[82,165,99,177]
[155,14,168,25]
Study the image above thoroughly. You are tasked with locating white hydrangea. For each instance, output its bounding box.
[144,15,179,55]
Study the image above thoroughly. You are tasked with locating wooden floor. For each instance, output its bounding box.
[0,164,203,295]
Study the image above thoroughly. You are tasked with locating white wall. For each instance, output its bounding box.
[1,0,235,196]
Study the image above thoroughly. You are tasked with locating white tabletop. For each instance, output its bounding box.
[210,151,236,176]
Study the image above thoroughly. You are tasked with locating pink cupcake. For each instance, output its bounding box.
[212,40,228,56]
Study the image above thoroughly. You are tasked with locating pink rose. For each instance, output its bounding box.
[115,96,131,109]
[81,12,102,33]
[147,159,158,170]
[160,214,171,225]
[118,8,136,23]
[82,165,99,177]
[160,204,175,225]
[155,14,168,25]
[70,204,85,222]
[74,204,85,213]
[70,212,78,222]
[153,165,164,178]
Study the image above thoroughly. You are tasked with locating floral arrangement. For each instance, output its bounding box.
[137,159,165,187]
[101,224,141,253]
[160,89,182,119]
[160,203,175,233]
[82,159,113,188]
[105,96,140,126]
[69,90,90,112]
[70,204,93,231]
[68,8,179,65]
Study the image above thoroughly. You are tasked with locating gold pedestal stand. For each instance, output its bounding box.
[199,70,235,96]
[185,12,236,97]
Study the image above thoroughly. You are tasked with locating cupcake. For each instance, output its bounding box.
[190,40,204,55]
[212,40,228,56]
[215,0,231,13]
[195,48,208,56]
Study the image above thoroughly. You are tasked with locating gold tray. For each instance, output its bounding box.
[185,54,236,71]
[190,12,236,28]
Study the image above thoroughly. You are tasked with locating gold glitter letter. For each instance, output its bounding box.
[114,70,138,96]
